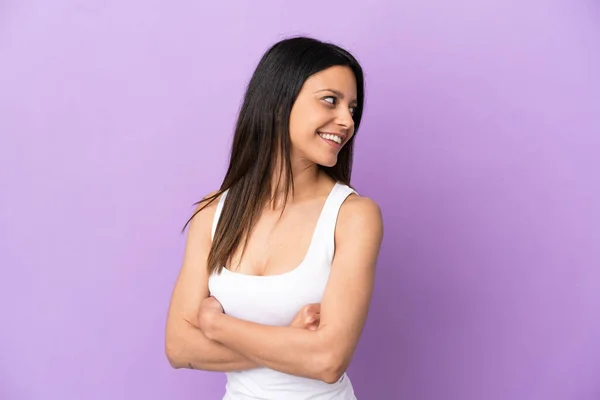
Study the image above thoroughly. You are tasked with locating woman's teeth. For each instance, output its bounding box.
[318,133,342,144]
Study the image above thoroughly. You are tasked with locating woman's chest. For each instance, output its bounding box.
[208,266,330,326]
[227,199,326,276]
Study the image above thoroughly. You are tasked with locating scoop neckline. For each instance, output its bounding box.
[217,182,340,279]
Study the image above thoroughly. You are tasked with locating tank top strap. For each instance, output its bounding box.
[211,189,229,241]
[211,183,355,256]
[314,182,358,263]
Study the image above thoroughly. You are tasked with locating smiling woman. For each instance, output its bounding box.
[165,36,383,400]
[290,69,358,160]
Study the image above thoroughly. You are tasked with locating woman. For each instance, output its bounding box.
[165,36,384,399]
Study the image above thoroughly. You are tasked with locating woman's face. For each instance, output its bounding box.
[288,65,358,168]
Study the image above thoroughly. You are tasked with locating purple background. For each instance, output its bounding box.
[1,1,599,399]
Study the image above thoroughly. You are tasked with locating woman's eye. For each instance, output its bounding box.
[323,96,356,116]
[323,96,336,105]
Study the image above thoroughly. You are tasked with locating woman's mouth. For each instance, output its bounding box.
[317,131,343,147]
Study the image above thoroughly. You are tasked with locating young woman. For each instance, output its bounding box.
[165,36,384,399]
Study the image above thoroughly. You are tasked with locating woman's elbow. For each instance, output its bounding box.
[164,327,187,369]
[315,349,347,384]
[165,339,182,368]
[320,370,344,385]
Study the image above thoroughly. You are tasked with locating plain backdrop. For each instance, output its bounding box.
[1,1,599,399]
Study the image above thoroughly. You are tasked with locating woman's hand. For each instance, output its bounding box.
[197,296,224,338]
[290,303,321,331]
[196,297,320,339]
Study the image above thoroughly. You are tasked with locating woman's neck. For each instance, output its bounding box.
[267,158,322,210]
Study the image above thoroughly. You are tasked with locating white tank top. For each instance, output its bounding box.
[208,181,358,400]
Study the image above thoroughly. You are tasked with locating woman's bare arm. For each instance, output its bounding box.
[200,195,383,383]
[164,193,259,372]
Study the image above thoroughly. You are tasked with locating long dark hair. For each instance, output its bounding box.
[185,36,365,275]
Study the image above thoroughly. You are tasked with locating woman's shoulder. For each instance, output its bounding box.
[187,189,224,231]
[338,189,383,233]
[333,189,384,262]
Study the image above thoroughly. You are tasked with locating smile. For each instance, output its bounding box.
[317,132,343,145]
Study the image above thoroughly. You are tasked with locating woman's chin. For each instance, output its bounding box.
[317,156,338,168]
